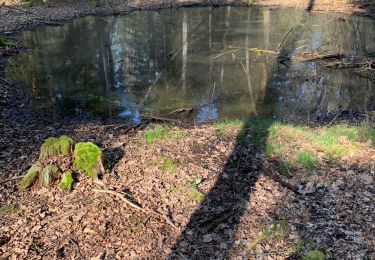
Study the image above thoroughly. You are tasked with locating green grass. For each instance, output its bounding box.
[145,125,183,144]
[214,119,244,134]
[159,157,178,174]
[295,151,316,170]
[266,122,375,167]
[185,179,205,202]
[247,220,290,250]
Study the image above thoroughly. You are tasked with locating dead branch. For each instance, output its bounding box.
[68,237,85,260]
[141,114,180,123]
[276,27,294,51]
[41,209,82,225]
[167,108,194,115]
[262,168,301,195]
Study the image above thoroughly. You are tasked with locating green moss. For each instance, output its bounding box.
[0,36,16,47]
[41,165,62,187]
[73,142,103,179]
[188,190,205,202]
[0,205,18,216]
[159,157,177,174]
[303,250,325,260]
[39,135,74,160]
[295,151,316,170]
[60,171,74,192]
[19,161,42,191]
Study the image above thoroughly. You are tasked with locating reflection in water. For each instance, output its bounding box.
[5,7,375,122]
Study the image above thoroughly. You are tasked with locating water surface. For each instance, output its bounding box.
[6,7,375,122]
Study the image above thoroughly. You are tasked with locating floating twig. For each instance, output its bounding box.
[276,27,294,51]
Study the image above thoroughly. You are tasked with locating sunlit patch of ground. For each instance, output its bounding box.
[0,121,374,259]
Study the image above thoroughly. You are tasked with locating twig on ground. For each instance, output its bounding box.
[262,168,301,195]
[68,237,85,260]
[41,209,82,225]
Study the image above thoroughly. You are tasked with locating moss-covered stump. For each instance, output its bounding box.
[60,171,73,192]
[39,135,74,160]
[19,161,42,191]
[73,142,106,179]
[40,165,62,187]
[19,137,107,192]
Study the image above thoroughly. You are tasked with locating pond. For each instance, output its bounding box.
[5,7,375,123]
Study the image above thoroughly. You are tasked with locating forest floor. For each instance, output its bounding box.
[1,120,374,259]
[1,0,375,259]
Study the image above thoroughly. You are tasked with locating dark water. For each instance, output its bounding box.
[5,7,375,123]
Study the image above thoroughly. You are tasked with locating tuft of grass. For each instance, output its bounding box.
[159,157,178,174]
[214,119,244,134]
[0,205,18,216]
[145,125,183,144]
[185,179,205,202]
[187,190,205,202]
[302,250,325,260]
[295,150,316,170]
[358,124,375,147]
[247,220,289,250]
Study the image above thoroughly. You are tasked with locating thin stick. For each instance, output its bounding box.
[276,27,294,51]
[68,237,85,260]
[262,168,301,195]
[141,114,180,123]
[326,104,349,127]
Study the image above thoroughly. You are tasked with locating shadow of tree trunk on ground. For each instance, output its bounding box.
[169,119,274,259]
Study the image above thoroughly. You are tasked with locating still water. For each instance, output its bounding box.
[6,7,375,123]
